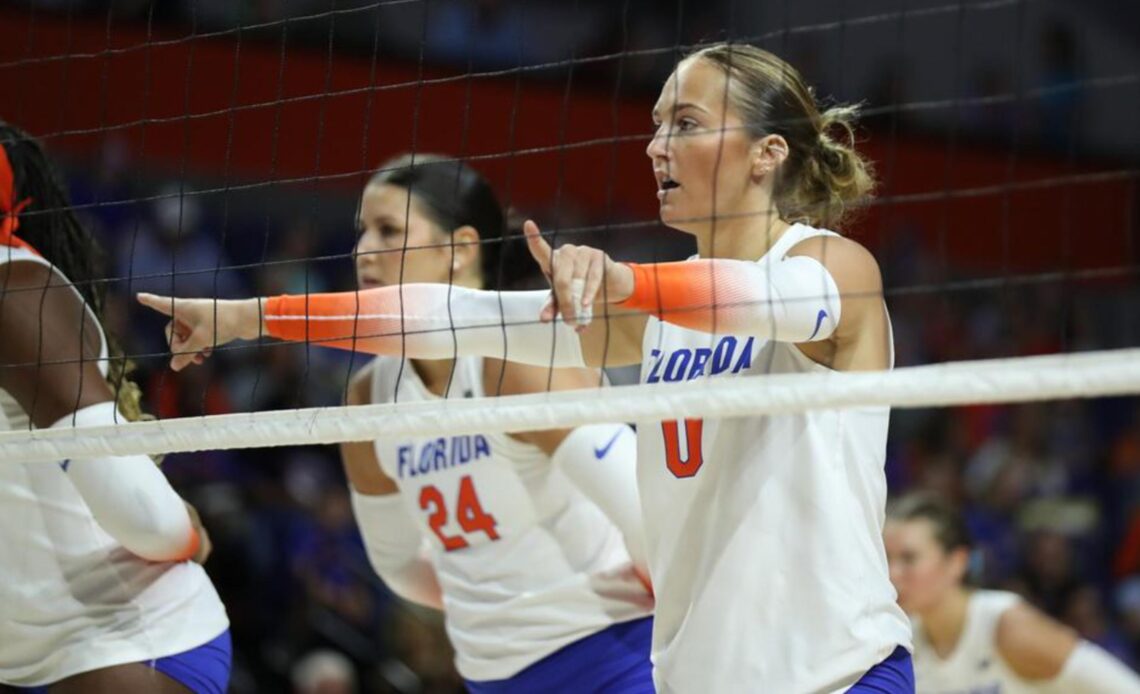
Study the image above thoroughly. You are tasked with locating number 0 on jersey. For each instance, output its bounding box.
[662,418,704,478]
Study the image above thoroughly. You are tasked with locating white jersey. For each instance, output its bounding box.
[913,590,1040,694]
[0,246,229,687]
[370,355,653,681]
[638,223,912,693]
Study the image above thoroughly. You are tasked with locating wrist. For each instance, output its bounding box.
[611,262,636,304]
[237,298,266,341]
[614,262,651,310]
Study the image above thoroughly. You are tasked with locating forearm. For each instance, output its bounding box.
[616,257,841,341]
[350,488,444,610]
[263,285,584,367]
[53,402,198,562]
[1046,640,1140,693]
[552,423,649,580]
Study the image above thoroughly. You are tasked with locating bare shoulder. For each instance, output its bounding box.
[483,358,599,398]
[345,361,376,406]
[0,259,113,426]
[339,361,397,494]
[485,358,597,454]
[0,258,95,351]
[785,234,883,294]
[995,601,1079,680]
[0,260,55,335]
[0,257,72,300]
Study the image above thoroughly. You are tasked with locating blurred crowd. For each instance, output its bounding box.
[9,0,1119,157]
[882,253,1140,678]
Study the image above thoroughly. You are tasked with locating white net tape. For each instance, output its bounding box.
[3,348,1140,464]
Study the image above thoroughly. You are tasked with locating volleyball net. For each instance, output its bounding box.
[0,0,1130,444]
[0,0,1137,456]
[1,1,1139,688]
[1,348,1139,463]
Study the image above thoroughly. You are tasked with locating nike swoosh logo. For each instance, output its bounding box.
[594,429,624,459]
[59,458,71,472]
[807,309,828,341]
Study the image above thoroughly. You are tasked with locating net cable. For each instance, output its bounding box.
[3,347,1139,464]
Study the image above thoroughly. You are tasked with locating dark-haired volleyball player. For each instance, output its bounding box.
[0,121,230,693]
[886,493,1140,693]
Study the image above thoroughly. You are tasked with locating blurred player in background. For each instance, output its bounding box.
[0,121,230,693]
[174,153,655,692]
[886,492,1140,693]
[139,42,912,692]
[342,154,654,693]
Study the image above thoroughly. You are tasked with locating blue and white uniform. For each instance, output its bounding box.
[0,246,230,690]
[368,355,654,685]
[912,591,1032,694]
[636,224,913,693]
[912,588,1140,694]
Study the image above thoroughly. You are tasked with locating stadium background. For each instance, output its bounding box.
[1,0,1139,691]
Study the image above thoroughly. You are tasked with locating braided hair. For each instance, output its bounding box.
[1,120,105,311]
[1,120,144,421]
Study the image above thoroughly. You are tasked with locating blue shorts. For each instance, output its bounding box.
[849,646,914,694]
[151,629,231,694]
[19,629,231,694]
[465,617,654,694]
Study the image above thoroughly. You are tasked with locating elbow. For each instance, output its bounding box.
[383,578,443,610]
[129,524,199,563]
[370,557,444,610]
[100,496,198,562]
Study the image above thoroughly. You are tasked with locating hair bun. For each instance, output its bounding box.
[816,134,844,170]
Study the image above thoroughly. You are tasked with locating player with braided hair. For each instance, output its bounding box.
[0,121,230,693]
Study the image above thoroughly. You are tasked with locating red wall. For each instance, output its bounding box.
[0,8,1133,274]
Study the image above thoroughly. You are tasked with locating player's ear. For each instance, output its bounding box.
[450,225,481,275]
[751,134,789,180]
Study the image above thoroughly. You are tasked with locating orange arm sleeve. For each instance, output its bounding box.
[615,257,842,341]
[264,289,413,354]
[263,284,585,366]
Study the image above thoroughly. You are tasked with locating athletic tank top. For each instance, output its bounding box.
[369,355,653,681]
[637,223,912,693]
[0,246,229,686]
[912,590,1039,694]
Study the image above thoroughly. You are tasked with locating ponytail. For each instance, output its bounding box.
[784,104,876,228]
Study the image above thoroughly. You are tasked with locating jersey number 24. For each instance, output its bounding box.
[663,418,704,478]
[419,475,500,551]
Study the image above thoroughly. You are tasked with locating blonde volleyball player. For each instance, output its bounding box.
[886,493,1140,693]
[155,153,656,692]
[138,43,911,691]
[518,43,915,694]
[0,122,230,693]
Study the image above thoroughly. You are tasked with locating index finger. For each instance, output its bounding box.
[523,220,553,276]
[137,292,177,317]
